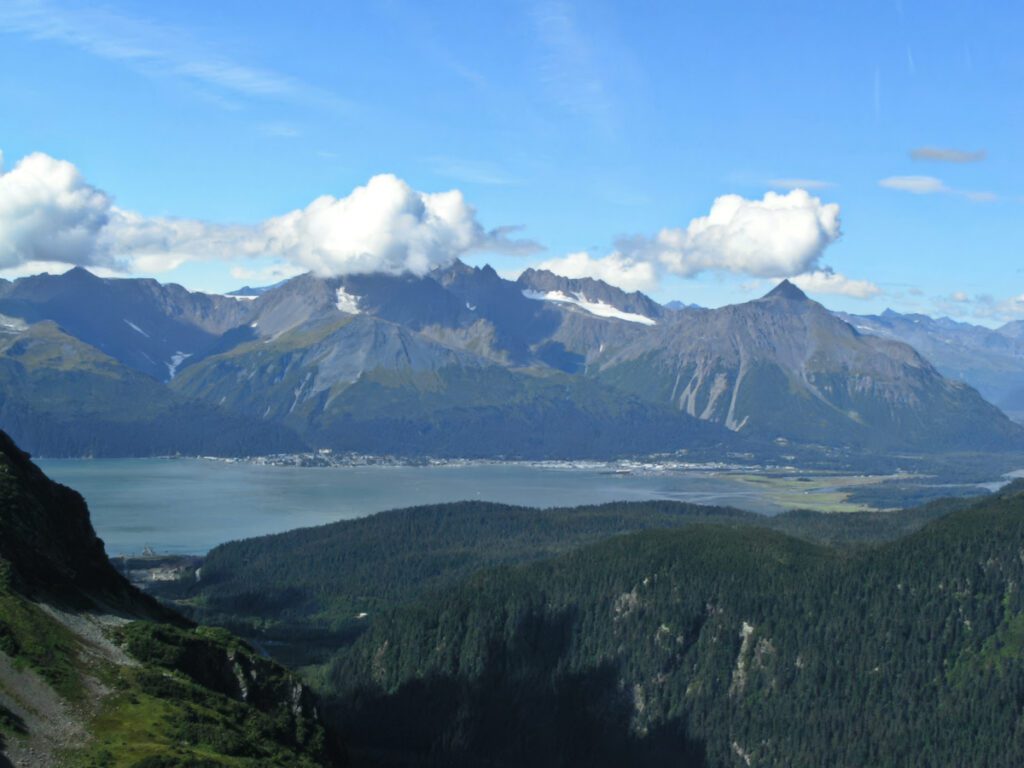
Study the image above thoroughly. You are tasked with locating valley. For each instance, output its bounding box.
[38,454,1024,556]
[5,7,1023,764]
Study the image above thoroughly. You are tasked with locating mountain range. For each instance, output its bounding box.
[0,265,1020,459]
[835,309,1024,421]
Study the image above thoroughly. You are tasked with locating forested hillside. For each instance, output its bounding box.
[164,497,965,666]
[314,485,1024,767]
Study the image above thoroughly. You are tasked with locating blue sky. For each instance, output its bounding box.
[1,0,1022,324]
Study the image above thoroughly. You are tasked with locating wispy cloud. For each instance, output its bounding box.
[257,122,302,139]
[933,291,1024,324]
[910,146,986,163]
[427,157,521,186]
[879,175,996,202]
[768,178,835,191]
[879,175,947,194]
[531,1,614,134]
[0,0,350,111]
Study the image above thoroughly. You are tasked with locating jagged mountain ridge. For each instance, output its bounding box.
[0,267,253,382]
[0,265,1020,457]
[837,308,1024,419]
[593,281,1021,449]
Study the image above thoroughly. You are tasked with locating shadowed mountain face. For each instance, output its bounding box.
[0,266,1020,458]
[0,267,253,382]
[0,318,306,457]
[0,430,164,614]
[1000,320,1024,339]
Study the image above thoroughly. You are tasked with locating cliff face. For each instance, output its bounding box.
[0,429,160,613]
[0,430,342,766]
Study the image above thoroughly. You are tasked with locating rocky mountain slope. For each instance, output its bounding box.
[0,267,251,382]
[837,308,1024,420]
[0,265,1020,458]
[1000,319,1024,339]
[593,281,1020,450]
[0,317,305,457]
[0,430,341,766]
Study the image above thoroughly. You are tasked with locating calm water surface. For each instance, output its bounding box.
[38,458,786,555]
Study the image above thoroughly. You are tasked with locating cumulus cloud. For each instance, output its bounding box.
[531,190,855,297]
[0,152,116,269]
[623,189,841,279]
[264,174,536,277]
[0,150,535,279]
[910,147,986,163]
[790,269,881,299]
[533,251,659,292]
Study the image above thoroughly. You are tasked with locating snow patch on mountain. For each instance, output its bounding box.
[166,351,193,380]
[522,290,657,325]
[336,287,362,314]
[123,319,149,337]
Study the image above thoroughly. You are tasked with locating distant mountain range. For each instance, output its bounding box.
[836,309,1024,421]
[0,265,1020,458]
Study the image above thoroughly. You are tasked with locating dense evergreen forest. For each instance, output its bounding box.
[310,484,1024,766]
[142,487,1024,766]
[165,497,968,665]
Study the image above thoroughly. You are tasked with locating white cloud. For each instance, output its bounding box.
[0,152,116,269]
[263,174,536,277]
[879,175,947,194]
[627,189,841,279]
[0,150,535,279]
[879,175,996,202]
[790,269,881,299]
[910,147,986,163]
[100,208,264,272]
[0,0,347,111]
[532,251,659,292]
[532,189,844,295]
[768,178,834,190]
[229,263,306,285]
[932,291,1024,324]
